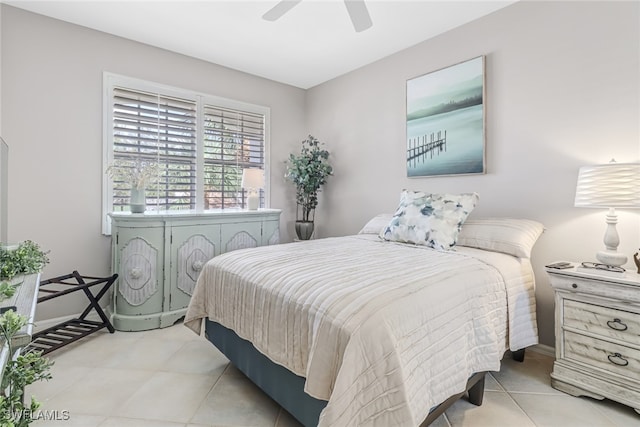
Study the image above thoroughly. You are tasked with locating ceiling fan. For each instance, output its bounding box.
[262,0,373,33]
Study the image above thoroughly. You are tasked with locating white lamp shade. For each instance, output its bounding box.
[574,162,640,208]
[241,168,264,190]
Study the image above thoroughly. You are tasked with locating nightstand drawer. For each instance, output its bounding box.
[565,331,640,381]
[564,299,640,346]
[549,273,640,303]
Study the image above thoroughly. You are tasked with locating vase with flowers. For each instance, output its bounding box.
[106,158,160,213]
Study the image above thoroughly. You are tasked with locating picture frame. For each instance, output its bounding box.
[406,56,486,178]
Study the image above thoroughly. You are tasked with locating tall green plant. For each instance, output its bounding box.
[285,135,333,222]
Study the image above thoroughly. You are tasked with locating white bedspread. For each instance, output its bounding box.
[184,235,537,426]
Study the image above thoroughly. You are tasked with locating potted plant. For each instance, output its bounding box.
[106,158,160,213]
[285,135,333,240]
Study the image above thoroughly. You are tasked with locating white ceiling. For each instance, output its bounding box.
[5,0,517,89]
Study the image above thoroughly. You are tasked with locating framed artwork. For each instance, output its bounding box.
[406,56,485,177]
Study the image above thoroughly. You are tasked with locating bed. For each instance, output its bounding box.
[184,213,544,427]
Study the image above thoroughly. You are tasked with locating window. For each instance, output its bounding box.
[103,74,269,234]
[203,105,265,209]
[111,88,197,212]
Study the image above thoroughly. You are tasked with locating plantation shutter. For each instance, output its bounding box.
[112,87,197,211]
[203,105,265,209]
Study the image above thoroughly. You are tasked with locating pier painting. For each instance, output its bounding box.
[406,56,485,177]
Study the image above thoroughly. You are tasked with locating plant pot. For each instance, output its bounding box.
[130,187,146,213]
[295,221,314,240]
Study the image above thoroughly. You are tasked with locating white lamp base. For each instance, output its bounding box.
[596,250,627,267]
[247,193,259,210]
[595,207,626,267]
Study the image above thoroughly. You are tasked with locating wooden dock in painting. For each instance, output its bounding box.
[407,130,447,165]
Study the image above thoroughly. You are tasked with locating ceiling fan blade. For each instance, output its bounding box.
[344,0,372,32]
[262,0,303,21]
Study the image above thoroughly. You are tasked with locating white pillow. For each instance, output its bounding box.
[358,214,394,235]
[379,191,479,250]
[457,218,544,258]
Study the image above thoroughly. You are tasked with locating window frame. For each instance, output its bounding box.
[102,73,271,235]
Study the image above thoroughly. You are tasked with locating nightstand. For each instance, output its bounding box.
[546,264,640,414]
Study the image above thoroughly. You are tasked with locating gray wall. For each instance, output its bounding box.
[1,5,306,320]
[306,0,640,347]
[0,4,3,134]
[2,2,639,348]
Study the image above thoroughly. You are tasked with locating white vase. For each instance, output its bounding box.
[130,187,146,213]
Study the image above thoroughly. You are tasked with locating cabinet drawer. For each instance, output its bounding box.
[565,331,640,381]
[564,299,640,347]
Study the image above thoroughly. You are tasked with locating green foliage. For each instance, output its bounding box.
[0,311,53,427]
[0,242,49,280]
[0,282,19,303]
[285,135,333,222]
[0,310,26,340]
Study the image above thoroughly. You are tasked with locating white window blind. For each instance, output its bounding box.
[203,105,265,209]
[103,74,270,235]
[112,87,197,212]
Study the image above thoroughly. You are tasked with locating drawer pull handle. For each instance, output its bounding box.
[571,283,578,289]
[607,353,629,367]
[607,318,628,331]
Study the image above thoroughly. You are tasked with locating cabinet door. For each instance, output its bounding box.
[114,226,164,316]
[262,217,280,246]
[221,221,262,253]
[169,224,221,311]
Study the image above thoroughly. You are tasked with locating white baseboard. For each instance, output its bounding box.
[32,314,73,333]
[529,343,555,358]
[33,312,101,333]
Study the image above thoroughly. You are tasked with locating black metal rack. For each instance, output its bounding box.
[31,271,117,355]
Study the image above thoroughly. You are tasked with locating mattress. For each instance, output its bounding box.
[185,234,537,426]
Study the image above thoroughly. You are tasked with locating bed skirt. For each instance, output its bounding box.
[206,319,327,426]
[204,319,491,427]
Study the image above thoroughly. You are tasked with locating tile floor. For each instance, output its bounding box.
[25,324,640,427]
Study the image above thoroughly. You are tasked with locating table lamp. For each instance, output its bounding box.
[574,160,640,267]
[241,168,264,210]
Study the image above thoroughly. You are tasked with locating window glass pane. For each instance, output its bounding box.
[204,164,243,209]
[203,105,265,209]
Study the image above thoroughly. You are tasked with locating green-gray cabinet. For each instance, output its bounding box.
[108,209,281,331]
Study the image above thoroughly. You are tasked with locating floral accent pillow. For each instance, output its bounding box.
[379,191,479,250]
